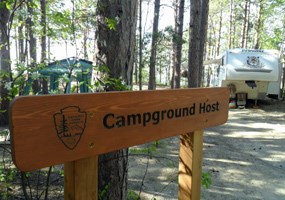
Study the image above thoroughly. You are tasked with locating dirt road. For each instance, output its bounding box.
[128,100,285,200]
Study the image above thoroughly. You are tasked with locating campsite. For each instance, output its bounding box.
[1,0,285,199]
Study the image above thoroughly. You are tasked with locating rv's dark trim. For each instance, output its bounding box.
[235,68,272,73]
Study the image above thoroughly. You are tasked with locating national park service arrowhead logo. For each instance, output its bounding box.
[54,106,87,150]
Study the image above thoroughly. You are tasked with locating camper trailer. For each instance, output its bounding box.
[210,49,282,101]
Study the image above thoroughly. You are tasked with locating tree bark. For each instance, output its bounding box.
[188,0,201,88]
[245,2,251,48]
[228,0,234,49]
[95,1,137,199]
[41,0,48,94]
[216,2,222,57]
[0,1,11,125]
[139,0,143,90]
[198,0,209,87]
[242,0,249,48]
[174,0,185,89]
[18,6,26,63]
[171,0,178,89]
[96,1,137,86]
[255,0,264,49]
[27,0,39,93]
[148,0,161,90]
[232,3,237,47]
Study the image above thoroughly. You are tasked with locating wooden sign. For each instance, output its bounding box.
[9,88,229,171]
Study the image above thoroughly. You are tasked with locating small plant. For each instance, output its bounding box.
[129,141,159,157]
[0,157,16,199]
[201,172,212,189]
[98,182,111,200]
[105,17,119,31]
[127,190,139,200]
[93,65,130,92]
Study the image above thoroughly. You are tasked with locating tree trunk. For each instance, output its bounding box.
[206,18,213,60]
[255,0,264,49]
[198,0,209,87]
[241,0,249,48]
[229,0,234,49]
[171,0,178,89]
[216,2,222,57]
[139,0,143,90]
[188,0,201,88]
[95,1,137,199]
[232,3,237,48]
[148,0,161,90]
[18,6,26,63]
[27,0,39,93]
[96,1,137,86]
[245,2,251,48]
[174,0,185,89]
[41,0,48,94]
[0,1,11,125]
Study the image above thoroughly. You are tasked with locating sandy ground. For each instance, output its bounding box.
[128,100,285,200]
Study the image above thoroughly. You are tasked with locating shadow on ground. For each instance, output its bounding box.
[128,100,285,200]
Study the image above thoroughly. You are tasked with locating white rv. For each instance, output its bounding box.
[210,49,282,100]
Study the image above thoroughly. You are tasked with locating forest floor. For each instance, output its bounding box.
[128,99,285,200]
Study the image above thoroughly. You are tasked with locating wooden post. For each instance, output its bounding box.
[178,130,204,200]
[64,156,98,200]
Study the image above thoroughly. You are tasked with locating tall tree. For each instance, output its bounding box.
[255,0,265,49]
[171,0,178,89]
[148,0,161,90]
[198,0,209,86]
[139,0,143,90]
[228,0,234,49]
[174,0,185,89]
[95,1,137,199]
[40,0,48,94]
[27,0,39,93]
[241,0,249,48]
[216,2,222,57]
[188,0,201,88]
[18,5,26,63]
[0,0,11,125]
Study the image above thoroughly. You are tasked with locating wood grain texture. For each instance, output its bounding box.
[64,156,98,200]
[178,131,204,200]
[9,88,229,171]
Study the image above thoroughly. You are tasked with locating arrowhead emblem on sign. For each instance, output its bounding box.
[54,106,87,150]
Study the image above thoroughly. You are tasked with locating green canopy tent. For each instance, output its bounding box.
[38,57,93,93]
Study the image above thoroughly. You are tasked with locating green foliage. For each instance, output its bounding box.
[202,172,212,189]
[105,17,119,31]
[104,77,129,91]
[98,65,110,74]
[0,0,13,10]
[98,182,111,200]
[0,162,16,199]
[48,10,73,39]
[262,28,283,49]
[59,168,64,177]
[94,65,130,92]
[129,141,159,156]
[0,129,9,137]
[127,190,139,200]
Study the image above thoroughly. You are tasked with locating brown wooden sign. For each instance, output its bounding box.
[9,88,229,171]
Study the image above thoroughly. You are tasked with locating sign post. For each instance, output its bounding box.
[9,88,229,200]
[179,131,204,199]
